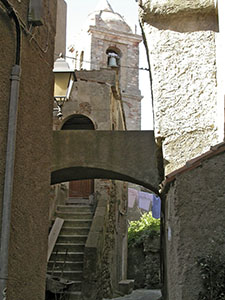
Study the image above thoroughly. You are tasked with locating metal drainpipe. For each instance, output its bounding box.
[0,1,21,299]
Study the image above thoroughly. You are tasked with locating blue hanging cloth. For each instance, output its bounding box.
[152,195,161,219]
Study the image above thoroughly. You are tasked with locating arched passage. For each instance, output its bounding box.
[51,130,163,194]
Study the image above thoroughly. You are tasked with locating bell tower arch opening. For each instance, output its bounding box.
[106,47,122,68]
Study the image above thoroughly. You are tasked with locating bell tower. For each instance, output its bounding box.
[75,0,143,129]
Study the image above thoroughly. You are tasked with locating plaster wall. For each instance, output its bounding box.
[216,0,225,138]
[0,0,56,299]
[139,0,216,16]
[164,150,225,300]
[139,0,221,174]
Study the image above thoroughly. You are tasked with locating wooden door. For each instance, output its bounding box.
[69,179,94,198]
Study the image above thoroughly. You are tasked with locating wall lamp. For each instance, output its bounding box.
[53,56,77,118]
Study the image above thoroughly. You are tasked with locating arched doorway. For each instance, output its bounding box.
[61,114,95,130]
[61,114,95,201]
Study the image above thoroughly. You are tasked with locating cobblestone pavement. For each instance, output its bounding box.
[104,289,162,300]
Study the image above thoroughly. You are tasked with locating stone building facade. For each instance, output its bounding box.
[0,0,57,299]
[74,0,143,130]
[138,0,225,174]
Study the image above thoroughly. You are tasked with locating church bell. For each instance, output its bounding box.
[108,56,118,67]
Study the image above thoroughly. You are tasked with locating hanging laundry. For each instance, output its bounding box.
[128,188,138,208]
[152,195,161,219]
[138,191,153,211]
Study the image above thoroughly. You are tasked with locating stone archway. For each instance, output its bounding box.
[51,130,163,194]
[50,129,163,299]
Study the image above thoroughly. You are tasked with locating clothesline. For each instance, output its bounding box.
[128,188,161,219]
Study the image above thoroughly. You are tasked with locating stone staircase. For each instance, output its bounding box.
[47,203,94,300]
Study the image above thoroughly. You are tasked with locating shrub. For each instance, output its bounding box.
[128,212,160,246]
[197,254,225,300]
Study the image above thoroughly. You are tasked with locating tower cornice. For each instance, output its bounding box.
[89,25,142,44]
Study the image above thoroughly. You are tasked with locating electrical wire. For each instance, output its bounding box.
[0,0,21,64]
[57,53,150,71]
[0,0,50,55]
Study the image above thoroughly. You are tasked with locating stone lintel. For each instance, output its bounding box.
[139,0,217,19]
[76,69,116,86]
[89,25,142,44]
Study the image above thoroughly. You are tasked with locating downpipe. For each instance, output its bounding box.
[0,1,21,299]
[0,65,21,300]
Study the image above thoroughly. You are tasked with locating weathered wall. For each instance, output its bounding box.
[163,148,225,300]
[139,0,222,174]
[216,0,225,138]
[53,69,124,130]
[128,232,160,289]
[139,0,216,16]
[0,1,56,299]
[89,29,142,130]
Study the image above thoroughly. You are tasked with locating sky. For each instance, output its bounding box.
[64,0,153,130]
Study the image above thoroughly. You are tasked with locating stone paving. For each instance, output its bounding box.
[103,289,162,300]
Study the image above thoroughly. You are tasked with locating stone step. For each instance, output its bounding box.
[63,219,92,227]
[54,243,85,252]
[60,227,90,235]
[56,211,93,220]
[51,252,84,262]
[66,198,91,205]
[48,270,83,281]
[48,261,83,272]
[57,235,88,244]
[58,291,82,300]
[47,280,82,293]
[57,205,93,213]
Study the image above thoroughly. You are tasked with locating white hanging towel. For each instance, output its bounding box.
[138,191,153,211]
[128,188,138,208]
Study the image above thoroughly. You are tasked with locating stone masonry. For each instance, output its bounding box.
[139,0,222,174]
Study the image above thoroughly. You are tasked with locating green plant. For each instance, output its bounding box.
[128,212,160,246]
[197,254,225,300]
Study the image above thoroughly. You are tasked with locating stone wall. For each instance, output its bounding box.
[162,146,225,300]
[82,180,128,300]
[128,232,160,289]
[53,69,125,130]
[0,0,57,299]
[139,0,222,174]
